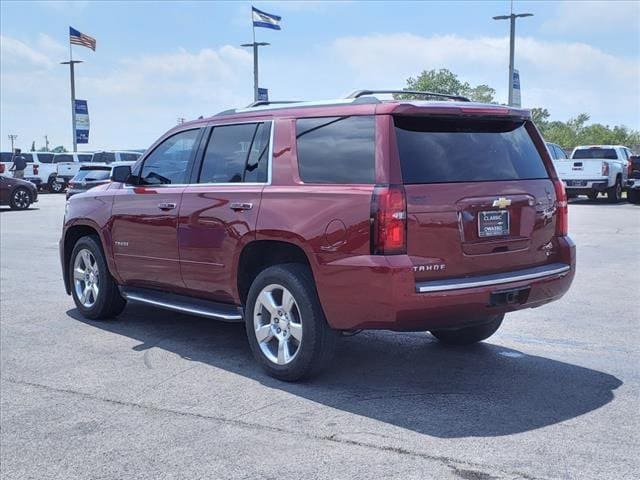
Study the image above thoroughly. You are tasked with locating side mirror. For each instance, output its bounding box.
[111,165,132,183]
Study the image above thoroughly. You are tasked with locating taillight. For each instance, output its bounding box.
[371,184,407,255]
[0,163,4,174]
[553,180,568,236]
[602,162,609,176]
[33,164,39,175]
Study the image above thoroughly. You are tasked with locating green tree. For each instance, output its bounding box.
[51,145,67,153]
[30,141,36,152]
[397,68,496,103]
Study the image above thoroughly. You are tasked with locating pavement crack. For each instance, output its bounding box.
[4,376,545,480]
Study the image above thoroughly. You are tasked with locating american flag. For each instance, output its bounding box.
[69,27,96,51]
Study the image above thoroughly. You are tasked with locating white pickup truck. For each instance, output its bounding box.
[553,145,633,203]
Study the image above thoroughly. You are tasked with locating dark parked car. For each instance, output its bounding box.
[60,90,575,381]
[1,175,38,210]
[66,162,135,199]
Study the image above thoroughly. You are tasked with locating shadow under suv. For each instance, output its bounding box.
[60,90,576,381]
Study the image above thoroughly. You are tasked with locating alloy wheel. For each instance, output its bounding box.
[12,189,30,209]
[253,284,303,365]
[73,249,100,308]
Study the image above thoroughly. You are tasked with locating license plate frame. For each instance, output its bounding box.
[478,210,510,238]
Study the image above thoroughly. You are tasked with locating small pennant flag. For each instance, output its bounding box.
[69,27,96,51]
[252,6,281,30]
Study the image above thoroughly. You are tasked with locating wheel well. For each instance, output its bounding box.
[237,241,311,304]
[63,225,100,293]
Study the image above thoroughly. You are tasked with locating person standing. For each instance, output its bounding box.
[9,149,27,179]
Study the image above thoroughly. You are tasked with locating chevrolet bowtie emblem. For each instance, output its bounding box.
[492,197,512,209]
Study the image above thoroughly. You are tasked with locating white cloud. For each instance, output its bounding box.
[542,1,640,34]
[330,33,640,127]
[0,35,55,69]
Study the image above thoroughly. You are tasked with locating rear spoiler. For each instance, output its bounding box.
[386,103,532,120]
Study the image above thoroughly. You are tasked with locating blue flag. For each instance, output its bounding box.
[252,6,281,30]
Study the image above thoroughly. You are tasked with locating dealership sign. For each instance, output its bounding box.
[75,99,90,144]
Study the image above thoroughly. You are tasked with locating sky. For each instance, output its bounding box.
[1,0,638,151]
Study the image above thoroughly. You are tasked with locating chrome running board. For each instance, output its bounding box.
[120,287,243,322]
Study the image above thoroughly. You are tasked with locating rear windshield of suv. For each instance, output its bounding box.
[296,116,375,184]
[394,117,548,184]
[75,167,111,181]
[572,148,618,160]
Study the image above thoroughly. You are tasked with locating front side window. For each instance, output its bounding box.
[38,154,54,163]
[22,154,33,162]
[296,116,376,184]
[92,152,116,163]
[139,129,200,185]
[198,122,270,183]
[77,154,93,162]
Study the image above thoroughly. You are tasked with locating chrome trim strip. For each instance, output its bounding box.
[122,292,243,321]
[415,263,571,293]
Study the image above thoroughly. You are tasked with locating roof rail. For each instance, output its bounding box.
[245,100,302,108]
[346,89,471,102]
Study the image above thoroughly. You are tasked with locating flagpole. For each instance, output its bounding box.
[61,39,82,153]
[252,13,258,102]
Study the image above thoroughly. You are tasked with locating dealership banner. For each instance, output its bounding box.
[75,99,90,144]
[512,70,521,108]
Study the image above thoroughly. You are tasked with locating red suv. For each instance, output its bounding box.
[60,90,575,380]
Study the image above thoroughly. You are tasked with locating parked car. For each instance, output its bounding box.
[60,90,575,381]
[0,152,42,188]
[554,145,632,202]
[627,154,640,204]
[66,161,136,199]
[0,174,38,210]
[55,151,142,191]
[52,152,94,191]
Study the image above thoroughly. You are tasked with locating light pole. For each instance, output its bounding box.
[61,59,83,152]
[241,41,270,101]
[493,5,533,106]
[8,134,17,152]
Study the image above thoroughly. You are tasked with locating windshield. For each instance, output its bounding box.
[572,148,618,160]
[74,168,111,181]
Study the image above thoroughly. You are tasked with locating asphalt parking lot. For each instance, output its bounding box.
[1,193,638,480]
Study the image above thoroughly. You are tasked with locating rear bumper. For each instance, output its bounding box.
[315,236,576,331]
[564,179,608,192]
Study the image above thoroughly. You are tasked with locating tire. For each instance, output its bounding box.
[607,178,622,203]
[244,263,338,381]
[587,191,599,201]
[628,189,640,204]
[430,315,504,346]
[9,187,32,210]
[48,176,64,193]
[69,236,126,320]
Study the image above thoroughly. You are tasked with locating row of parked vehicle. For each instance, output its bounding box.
[0,150,143,193]
[547,143,640,203]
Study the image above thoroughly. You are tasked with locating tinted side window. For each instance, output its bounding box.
[38,154,54,163]
[557,146,568,159]
[296,116,375,184]
[92,152,116,163]
[139,129,200,185]
[199,123,265,183]
[22,154,33,162]
[245,123,270,183]
[77,154,93,162]
[395,117,548,183]
[54,154,74,163]
[1,153,13,162]
[119,153,141,162]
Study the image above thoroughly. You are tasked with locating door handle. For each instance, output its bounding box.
[158,202,177,210]
[229,202,253,211]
